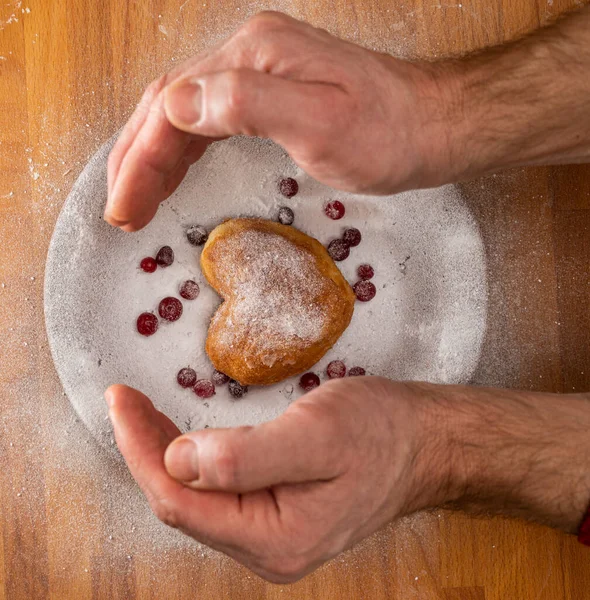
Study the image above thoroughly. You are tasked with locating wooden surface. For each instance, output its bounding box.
[1,0,590,598]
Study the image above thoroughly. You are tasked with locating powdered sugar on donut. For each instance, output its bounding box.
[210,229,328,367]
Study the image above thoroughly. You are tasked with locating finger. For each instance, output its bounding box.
[104,88,199,230]
[105,42,221,212]
[163,396,347,493]
[104,41,240,230]
[105,385,243,545]
[164,69,347,149]
[107,77,169,204]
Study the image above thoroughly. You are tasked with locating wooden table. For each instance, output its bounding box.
[1,0,589,598]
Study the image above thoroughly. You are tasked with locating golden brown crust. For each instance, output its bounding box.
[201,218,355,386]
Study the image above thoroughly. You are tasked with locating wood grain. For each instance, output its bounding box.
[1,0,590,598]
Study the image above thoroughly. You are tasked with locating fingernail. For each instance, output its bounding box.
[165,438,199,482]
[165,79,202,127]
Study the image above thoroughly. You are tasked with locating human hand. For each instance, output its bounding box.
[106,378,452,582]
[105,11,459,232]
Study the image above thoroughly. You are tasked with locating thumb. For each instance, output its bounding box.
[163,68,346,147]
[163,407,346,493]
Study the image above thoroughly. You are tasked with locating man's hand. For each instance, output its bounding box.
[107,379,590,582]
[105,11,459,231]
[105,378,455,583]
[105,7,590,232]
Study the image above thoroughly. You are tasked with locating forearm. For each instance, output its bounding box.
[431,5,590,182]
[412,383,590,533]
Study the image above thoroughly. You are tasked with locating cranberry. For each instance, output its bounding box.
[212,370,230,386]
[353,280,377,302]
[343,228,361,247]
[279,177,299,198]
[177,368,197,388]
[228,380,248,399]
[156,246,174,267]
[140,257,157,273]
[278,206,294,226]
[327,239,350,262]
[193,379,216,399]
[299,372,320,392]
[326,360,346,379]
[137,312,158,336]
[179,280,200,300]
[357,264,375,280]
[324,200,345,220]
[349,367,366,377]
[158,297,183,321]
[186,225,208,246]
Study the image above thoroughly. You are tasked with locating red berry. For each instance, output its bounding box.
[179,280,200,300]
[327,239,350,262]
[353,280,377,302]
[177,368,197,388]
[278,206,294,225]
[326,360,346,379]
[156,246,174,267]
[343,228,361,247]
[279,177,299,198]
[228,380,248,399]
[324,200,345,220]
[186,225,208,246]
[357,264,375,280]
[158,297,183,321]
[348,367,366,377]
[140,257,157,273]
[212,370,230,386]
[299,372,320,392]
[137,312,158,336]
[193,379,216,399]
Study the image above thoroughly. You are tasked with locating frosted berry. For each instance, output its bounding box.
[228,380,248,399]
[354,280,377,302]
[343,228,361,247]
[278,206,294,226]
[349,367,366,377]
[179,280,200,300]
[137,312,158,336]
[327,239,350,262]
[156,246,174,267]
[193,379,215,399]
[177,368,197,388]
[357,264,375,280]
[186,225,208,246]
[324,200,345,220]
[159,297,183,321]
[299,372,320,392]
[212,370,230,386]
[279,177,299,198]
[327,360,346,379]
[140,257,157,273]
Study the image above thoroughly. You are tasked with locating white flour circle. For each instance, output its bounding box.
[45,136,487,449]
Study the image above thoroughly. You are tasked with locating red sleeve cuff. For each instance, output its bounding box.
[578,505,590,546]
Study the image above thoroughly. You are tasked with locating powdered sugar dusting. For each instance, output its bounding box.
[45,135,487,455]
[210,228,328,368]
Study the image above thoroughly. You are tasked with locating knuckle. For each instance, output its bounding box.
[143,74,169,104]
[212,439,241,488]
[264,556,308,582]
[242,11,289,35]
[305,135,332,164]
[223,71,248,114]
[150,496,179,529]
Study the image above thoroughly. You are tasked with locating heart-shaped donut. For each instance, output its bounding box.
[201,218,356,386]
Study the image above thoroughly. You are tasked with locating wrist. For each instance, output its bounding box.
[431,385,590,533]
[397,382,468,516]
[380,58,474,192]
